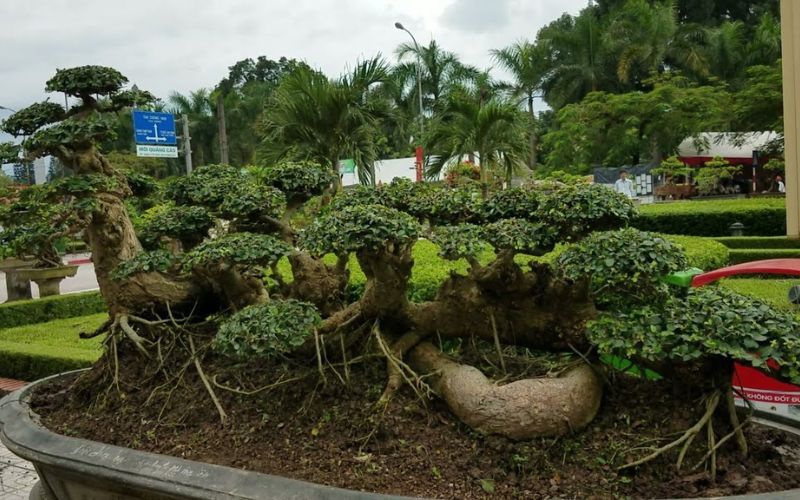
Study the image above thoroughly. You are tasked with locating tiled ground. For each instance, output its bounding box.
[1,380,37,498]
[0,440,38,499]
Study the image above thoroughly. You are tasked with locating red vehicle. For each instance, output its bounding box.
[692,259,800,422]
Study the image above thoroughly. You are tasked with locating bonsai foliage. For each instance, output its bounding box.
[589,287,800,384]
[182,232,292,271]
[558,228,688,306]
[250,160,336,206]
[300,204,421,257]
[216,299,321,358]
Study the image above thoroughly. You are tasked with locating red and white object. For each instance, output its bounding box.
[692,259,800,422]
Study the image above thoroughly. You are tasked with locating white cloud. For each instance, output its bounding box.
[0,0,587,114]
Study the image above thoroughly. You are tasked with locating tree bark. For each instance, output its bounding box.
[528,95,537,174]
[357,244,414,323]
[410,342,603,440]
[408,259,596,350]
[287,253,349,317]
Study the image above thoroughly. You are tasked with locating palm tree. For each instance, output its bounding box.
[704,20,746,81]
[746,12,781,67]
[491,40,547,172]
[258,57,391,190]
[537,11,617,109]
[426,92,528,194]
[395,39,479,117]
[167,89,216,167]
[605,0,680,85]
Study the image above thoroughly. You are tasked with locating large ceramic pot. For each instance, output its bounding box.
[2,372,800,500]
[0,258,35,302]
[15,266,78,297]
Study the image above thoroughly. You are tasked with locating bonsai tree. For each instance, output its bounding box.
[10,66,800,488]
[696,156,740,195]
[652,155,692,185]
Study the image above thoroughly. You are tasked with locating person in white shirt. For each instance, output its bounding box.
[614,170,635,198]
[777,175,786,194]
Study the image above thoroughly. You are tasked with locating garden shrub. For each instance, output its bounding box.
[634,198,785,236]
[0,291,106,329]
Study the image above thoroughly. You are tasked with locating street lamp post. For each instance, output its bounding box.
[395,22,425,136]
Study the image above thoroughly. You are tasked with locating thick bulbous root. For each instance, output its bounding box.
[409,342,603,440]
[287,253,349,317]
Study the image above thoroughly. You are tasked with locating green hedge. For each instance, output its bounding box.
[0,314,105,380]
[0,291,106,329]
[660,235,729,271]
[714,236,800,249]
[634,199,785,237]
[728,248,800,265]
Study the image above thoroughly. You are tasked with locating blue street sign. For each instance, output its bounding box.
[132,111,177,146]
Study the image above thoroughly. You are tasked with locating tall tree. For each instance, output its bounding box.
[167,89,216,167]
[491,40,547,172]
[216,57,307,166]
[258,57,391,190]
[395,39,478,118]
[543,76,732,171]
[537,10,618,110]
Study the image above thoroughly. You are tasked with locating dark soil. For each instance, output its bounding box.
[32,348,800,500]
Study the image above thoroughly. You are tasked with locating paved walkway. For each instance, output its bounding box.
[1,379,38,499]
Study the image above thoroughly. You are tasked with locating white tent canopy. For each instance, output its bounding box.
[678,132,780,159]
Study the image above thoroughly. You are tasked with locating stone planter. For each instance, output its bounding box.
[15,266,79,298]
[1,372,800,500]
[0,258,35,302]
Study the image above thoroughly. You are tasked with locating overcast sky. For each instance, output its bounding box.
[0,0,589,115]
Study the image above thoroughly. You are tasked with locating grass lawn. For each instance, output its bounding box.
[720,279,799,314]
[0,313,106,380]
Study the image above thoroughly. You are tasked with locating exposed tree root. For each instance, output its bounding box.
[375,324,432,407]
[726,388,749,457]
[377,330,427,405]
[620,391,721,471]
[188,335,227,424]
[410,342,603,440]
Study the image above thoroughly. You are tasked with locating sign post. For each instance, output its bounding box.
[133,110,178,158]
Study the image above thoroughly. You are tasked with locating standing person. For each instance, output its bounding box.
[777,175,786,194]
[614,170,635,199]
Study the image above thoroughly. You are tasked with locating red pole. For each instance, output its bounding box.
[415,146,424,182]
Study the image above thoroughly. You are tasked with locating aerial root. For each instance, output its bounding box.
[375,324,431,407]
[188,335,228,424]
[620,391,721,472]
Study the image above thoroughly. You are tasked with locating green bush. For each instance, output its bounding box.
[634,198,785,236]
[728,248,800,265]
[715,236,800,249]
[0,314,105,380]
[663,235,729,270]
[0,291,106,329]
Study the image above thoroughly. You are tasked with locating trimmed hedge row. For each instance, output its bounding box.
[728,248,800,265]
[634,199,786,237]
[715,236,800,249]
[0,291,106,329]
[660,235,729,271]
[0,314,105,381]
